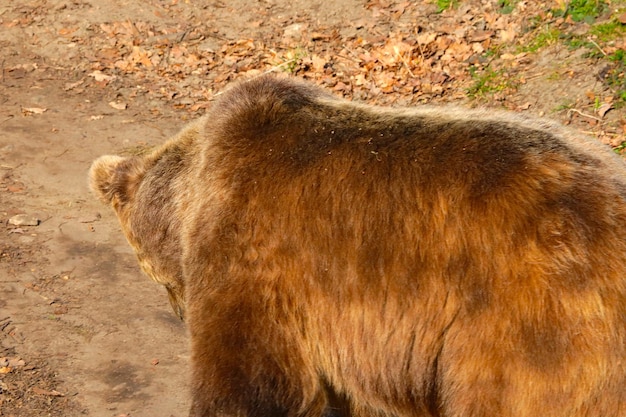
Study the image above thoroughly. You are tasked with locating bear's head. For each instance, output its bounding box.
[89,153,186,320]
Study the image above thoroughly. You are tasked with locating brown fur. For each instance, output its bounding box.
[89,75,626,417]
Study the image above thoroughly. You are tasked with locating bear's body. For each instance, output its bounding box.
[90,76,626,417]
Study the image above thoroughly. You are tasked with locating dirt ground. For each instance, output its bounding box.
[0,0,624,416]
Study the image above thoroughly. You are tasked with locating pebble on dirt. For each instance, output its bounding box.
[8,214,40,227]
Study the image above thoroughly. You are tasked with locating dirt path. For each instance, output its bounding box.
[2,3,217,417]
[0,0,624,416]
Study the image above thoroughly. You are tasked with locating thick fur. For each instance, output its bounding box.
[90,75,626,417]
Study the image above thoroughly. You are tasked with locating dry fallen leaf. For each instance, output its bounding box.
[32,387,65,397]
[597,103,613,119]
[58,27,78,36]
[64,79,85,91]
[108,101,128,110]
[500,27,517,43]
[7,184,25,193]
[128,45,154,68]
[88,70,115,82]
[0,357,25,369]
[22,107,47,115]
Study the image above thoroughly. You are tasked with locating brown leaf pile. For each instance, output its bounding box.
[7,0,624,142]
[78,1,529,107]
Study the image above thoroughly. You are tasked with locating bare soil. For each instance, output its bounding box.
[0,0,624,416]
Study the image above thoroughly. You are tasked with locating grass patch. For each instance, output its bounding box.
[604,50,626,103]
[613,141,626,154]
[553,0,608,23]
[554,101,574,112]
[565,36,595,50]
[277,48,307,73]
[589,20,626,42]
[547,71,563,81]
[466,67,517,98]
[564,17,625,56]
[609,49,626,65]
[436,0,459,12]
[521,27,561,52]
[498,0,518,14]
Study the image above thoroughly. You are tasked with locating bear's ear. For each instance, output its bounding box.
[89,155,145,207]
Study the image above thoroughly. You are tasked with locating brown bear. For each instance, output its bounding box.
[90,75,626,417]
